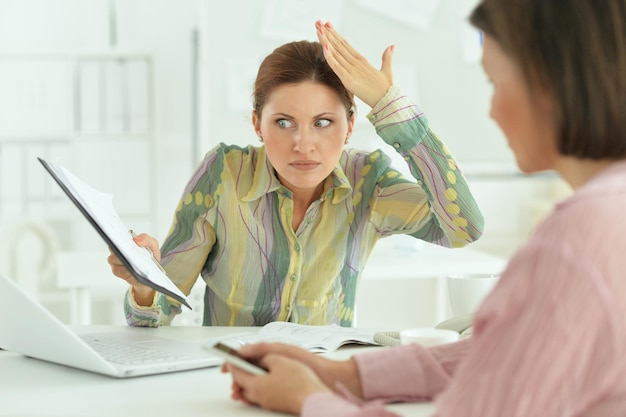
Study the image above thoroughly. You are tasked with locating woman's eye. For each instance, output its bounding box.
[315,119,331,128]
[277,119,294,128]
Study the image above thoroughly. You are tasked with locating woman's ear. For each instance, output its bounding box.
[346,111,356,139]
[252,110,262,137]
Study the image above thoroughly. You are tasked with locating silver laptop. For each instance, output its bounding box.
[0,274,221,377]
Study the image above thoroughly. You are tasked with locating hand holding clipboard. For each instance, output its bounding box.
[38,157,191,309]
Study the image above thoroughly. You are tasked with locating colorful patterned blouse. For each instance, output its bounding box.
[124,85,484,327]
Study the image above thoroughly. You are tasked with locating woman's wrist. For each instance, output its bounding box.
[323,358,363,399]
[130,285,156,306]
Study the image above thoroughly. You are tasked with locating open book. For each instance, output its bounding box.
[38,157,190,308]
[205,322,383,353]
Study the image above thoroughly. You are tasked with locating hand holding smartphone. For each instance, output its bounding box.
[209,342,268,375]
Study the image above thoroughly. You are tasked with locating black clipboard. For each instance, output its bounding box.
[38,157,191,309]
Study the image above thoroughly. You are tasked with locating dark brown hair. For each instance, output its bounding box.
[252,40,355,120]
[470,0,626,159]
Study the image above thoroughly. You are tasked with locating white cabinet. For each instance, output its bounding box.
[0,53,156,318]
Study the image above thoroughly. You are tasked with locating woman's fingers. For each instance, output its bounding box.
[227,354,329,414]
[380,45,395,82]
[131,232,162,262]
[239,342,316,365]
[315,20,393,107]
[107,248,135,282]
[317,21,364,75]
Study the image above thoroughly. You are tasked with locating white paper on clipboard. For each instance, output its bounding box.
[38,157,190,309]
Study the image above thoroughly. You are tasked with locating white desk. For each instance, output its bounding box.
[0,326,435,417]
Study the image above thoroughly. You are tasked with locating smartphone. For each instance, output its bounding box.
[209,342,268,375]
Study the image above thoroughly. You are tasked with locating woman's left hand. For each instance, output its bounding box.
[226,353,331,415]
[315,20,394,108]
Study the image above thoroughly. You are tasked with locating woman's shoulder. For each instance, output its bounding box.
[200,143,264,165]
[193,143,264,179]
[530,189,626,275]
[207,142,262,156]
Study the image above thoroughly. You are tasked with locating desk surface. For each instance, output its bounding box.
[0,326,435,417]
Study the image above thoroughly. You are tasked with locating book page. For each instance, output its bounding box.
[209,322,381,353]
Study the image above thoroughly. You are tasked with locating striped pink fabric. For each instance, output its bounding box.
[304,160,626,416]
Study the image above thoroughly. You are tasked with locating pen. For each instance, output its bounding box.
[129,230,170,276]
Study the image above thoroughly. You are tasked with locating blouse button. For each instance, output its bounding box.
[393,142,401,149]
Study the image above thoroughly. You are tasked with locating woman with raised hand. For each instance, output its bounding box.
[108,20,484,328]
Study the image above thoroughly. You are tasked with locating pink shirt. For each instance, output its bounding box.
[303,160,626,417]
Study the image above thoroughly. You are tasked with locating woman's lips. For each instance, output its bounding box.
[290,160,321,170]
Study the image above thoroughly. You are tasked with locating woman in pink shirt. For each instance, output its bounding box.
[222,1,626,416]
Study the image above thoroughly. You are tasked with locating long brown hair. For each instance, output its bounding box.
[471,0,626,159]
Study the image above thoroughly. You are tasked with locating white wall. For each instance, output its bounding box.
[199,0,513,165]
[0,0,570,325]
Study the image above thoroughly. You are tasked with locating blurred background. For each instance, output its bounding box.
[0,0,570,327]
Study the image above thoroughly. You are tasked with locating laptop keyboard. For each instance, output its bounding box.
[82,335,192,365]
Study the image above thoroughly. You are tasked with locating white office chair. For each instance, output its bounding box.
[0,219,60,297]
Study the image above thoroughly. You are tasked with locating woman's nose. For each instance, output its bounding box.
[293,128,315,153]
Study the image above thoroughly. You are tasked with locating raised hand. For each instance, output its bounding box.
[315,20,394,108]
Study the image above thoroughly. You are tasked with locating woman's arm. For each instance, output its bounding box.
[367,86,484,247]
[316,20,483,247]
[228,340,468,416]
[124,151,220,327]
